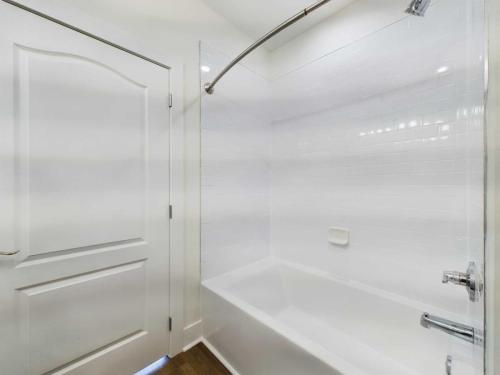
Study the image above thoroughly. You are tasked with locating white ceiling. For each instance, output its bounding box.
[201,0,356,50]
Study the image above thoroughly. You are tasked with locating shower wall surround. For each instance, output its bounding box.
[201,0,485,373]
[201,45,272,280]
[270,0,484,316]
[202,0,484,317]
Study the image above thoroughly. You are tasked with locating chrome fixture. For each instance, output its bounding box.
[420,313,475,343]
[204,0,332,94]
[446,355,452,375]
[406,0,432,16]
[0,249,19,255]
[442,262,483,302]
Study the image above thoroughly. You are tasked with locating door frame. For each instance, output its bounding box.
[486,0,500,373]
[0,0,186,358]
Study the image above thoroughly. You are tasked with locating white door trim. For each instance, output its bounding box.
[486,0,500,373]
[1,0,186,359]
[168,61,186,357]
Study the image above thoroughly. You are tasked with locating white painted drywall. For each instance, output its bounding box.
[270,0,409,78]
[201,0,355,51]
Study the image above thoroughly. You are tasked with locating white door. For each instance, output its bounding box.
[0,3,171,374]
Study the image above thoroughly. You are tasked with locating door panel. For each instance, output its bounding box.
[20,261,146,375]
[0,2,171,374]
[17,45,148,257]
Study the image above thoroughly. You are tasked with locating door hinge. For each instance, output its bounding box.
[168,317,172,332]
[168,93,173,108]
[169,205,173,219]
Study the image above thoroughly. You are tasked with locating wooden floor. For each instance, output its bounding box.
[155,343,231,375]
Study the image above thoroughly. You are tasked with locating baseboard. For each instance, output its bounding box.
[202,338,240,375]
[182,320,238,374]
[182,320,202,351]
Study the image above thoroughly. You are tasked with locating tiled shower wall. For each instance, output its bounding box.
[201,0,485,317]
[270,0,484,315]
[201,45,272,280]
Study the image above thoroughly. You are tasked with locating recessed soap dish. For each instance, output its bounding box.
[328,227,349,246]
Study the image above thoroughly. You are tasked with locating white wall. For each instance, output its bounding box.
[11,0,270,350]
[269,0,485,317]
[270,0,410,78]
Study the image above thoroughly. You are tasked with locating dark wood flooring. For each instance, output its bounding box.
[155,343,231,375]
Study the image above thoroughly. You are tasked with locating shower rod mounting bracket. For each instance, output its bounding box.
[204,82,214,95]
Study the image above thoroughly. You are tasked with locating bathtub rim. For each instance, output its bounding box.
[201,256,456,375]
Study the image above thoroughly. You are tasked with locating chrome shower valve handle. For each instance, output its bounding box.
[442,271,469,286]
[442,262,483,302]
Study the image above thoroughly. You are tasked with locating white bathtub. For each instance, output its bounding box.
[202,258,476,375]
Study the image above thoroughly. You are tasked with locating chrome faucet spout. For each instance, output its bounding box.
[420,313,475,343]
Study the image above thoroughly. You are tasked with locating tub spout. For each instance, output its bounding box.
[420,313,475,343]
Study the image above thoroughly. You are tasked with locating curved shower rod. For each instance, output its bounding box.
[203,0,429,95]
[203,0,331,95]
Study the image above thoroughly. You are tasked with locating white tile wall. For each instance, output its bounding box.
[201,0,485,317]
[270,0,485,315]
[201,44,272,280]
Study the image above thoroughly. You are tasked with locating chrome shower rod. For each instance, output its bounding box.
[204,0,331,94]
